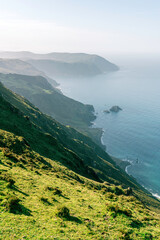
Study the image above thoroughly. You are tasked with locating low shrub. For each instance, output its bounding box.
[106,192,115,199]
[40,197,51,205]
[107,204,132,218]
[45,186,54,191]
[0,173,15,188]
[56,206,70,219]
[53,187,62,195]
[144,232,153,240]
[119,229,131,240]
[111,186,124,195]
[4,196,21,213]
[124,187,133,196]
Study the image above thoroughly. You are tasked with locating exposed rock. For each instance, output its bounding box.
[110,106,122,113]
[103,110,110,114]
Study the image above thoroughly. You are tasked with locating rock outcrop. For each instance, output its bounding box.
[110,106,122,112]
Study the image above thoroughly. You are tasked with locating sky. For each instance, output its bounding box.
[0,0,160,55]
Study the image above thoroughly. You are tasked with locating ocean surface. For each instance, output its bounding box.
[57,55,160,198]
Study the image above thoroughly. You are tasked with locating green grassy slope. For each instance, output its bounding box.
[0,73,102,146]
[0,129,160,239]
[0,83,159,211]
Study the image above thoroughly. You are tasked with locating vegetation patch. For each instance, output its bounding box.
[2,196,21,213]
[40,197,51,205]
[107,204,132,218]
[53,187,62,195]
[56,206,70,219]
[0,171,15,188]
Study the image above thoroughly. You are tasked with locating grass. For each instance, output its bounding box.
[0,133,160,239]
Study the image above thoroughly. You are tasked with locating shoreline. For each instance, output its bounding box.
[111,156,131,171]
[99,129,160,200]
[58,82,160,202]
[100,128,105,146]
[90,114,106,149]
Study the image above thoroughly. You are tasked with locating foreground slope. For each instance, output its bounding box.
[0,129,160,239]
[0,73,102,146]
[0,82,159,210]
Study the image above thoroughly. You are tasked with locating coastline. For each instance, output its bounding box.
[54,81,105,150]
[111,156,131,171]
[58,80,160,202]
[98,126,160,200]
[89,112,106,149]
[97,123,131,171]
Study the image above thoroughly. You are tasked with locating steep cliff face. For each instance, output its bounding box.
[0,73,102,145]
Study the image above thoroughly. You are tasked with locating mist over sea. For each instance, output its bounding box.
[57,54,160,197]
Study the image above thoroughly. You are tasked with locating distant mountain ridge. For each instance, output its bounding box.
[28,60,102,78]
[0,51,119,78]
[0,58,58,87]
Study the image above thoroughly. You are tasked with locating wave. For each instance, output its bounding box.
[121,158,136,174]
[100,128,105,146]
[152,193,160,199]
[123,159,160,200]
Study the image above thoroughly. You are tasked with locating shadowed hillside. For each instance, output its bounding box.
[0,73,103,146]
[0,58,58,87]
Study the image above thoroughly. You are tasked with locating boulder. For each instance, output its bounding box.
[110,106,122,113]
[103,110,110,114]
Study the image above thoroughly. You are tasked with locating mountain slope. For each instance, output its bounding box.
[0,51,119,78]
[28,59,102,78]
[0,58,58,87]
[0,129,160,239]
[28,52,119,78]
[0,73,102,146]
[0,82,159,210]
[28,52,119,72]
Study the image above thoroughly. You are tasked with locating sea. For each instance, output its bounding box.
[56,54,160,198]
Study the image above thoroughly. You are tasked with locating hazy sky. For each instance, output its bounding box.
[0,0,160,55]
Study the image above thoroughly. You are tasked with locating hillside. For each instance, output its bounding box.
[0,73,102,146]
[0,58,58,87]
[28,52,119,72]
[0,51,119,78]
[27,53,119,78]
[0,129,160,239]
[0,82,160,209]
[28,60,102,78]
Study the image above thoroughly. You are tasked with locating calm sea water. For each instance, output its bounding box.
[57,55,160,197]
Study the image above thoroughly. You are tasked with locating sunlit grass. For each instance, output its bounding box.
[0,132,160,239]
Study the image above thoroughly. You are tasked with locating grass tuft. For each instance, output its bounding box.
[3,196,20,213]
[56,206,70,219]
